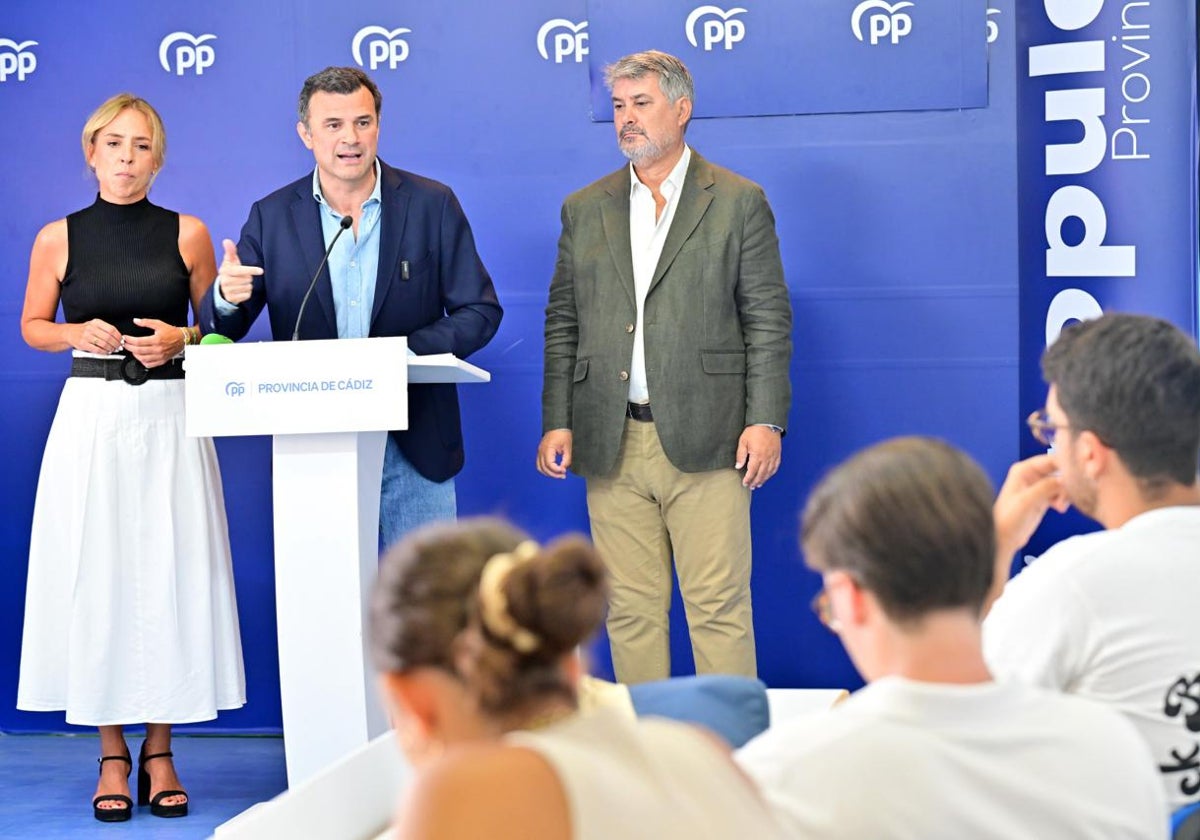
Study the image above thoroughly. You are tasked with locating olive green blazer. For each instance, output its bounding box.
[543,151,792,477]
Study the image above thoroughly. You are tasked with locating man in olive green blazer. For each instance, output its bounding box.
[537,51,792,683]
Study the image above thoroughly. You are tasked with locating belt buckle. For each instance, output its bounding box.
[626,402,652,422]
[119,355,150,386]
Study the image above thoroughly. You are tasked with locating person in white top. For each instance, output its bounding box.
[369,517,780,840]
[985,312,1200,811]
[737,437,1167,839]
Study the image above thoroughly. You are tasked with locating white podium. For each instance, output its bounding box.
[184,336,489,787]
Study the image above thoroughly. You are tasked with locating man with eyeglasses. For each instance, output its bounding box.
[736,436,1165,838]
[984,313,1200,812]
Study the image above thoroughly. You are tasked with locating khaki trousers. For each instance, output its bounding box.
[586,419,756,684]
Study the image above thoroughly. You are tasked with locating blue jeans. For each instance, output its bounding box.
[379,434,456,551]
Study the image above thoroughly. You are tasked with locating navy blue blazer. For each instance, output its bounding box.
[200,161,502,482]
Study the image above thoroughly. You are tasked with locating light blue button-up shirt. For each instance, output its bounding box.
[312,160,383,339]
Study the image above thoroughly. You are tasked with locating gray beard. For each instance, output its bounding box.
[619,133,668,166]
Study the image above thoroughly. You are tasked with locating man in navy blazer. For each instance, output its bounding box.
[200,66,502,547]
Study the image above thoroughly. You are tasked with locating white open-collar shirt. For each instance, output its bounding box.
[627,144,692,404]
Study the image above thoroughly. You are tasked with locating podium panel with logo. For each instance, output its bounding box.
[184,336,489,787]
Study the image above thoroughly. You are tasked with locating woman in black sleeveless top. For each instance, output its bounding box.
[17,94,245,823]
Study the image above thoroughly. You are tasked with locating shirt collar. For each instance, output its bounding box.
[312,158,382,209]
[629,144,692,199]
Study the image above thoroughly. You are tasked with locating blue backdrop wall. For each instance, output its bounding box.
[1,0,1184,735]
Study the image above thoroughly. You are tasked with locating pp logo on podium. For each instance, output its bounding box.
[851,0,915,46]
[0,38,37,82]
[537,19,588,64]
[224,382,246,398]
[686,6,747,52]
[352,26,411,71]
[159,32,217,75]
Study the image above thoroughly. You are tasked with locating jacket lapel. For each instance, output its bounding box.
[599,168,636,308]
[289,184,338,336]
[372,162,409,329]
[648,152,714,295]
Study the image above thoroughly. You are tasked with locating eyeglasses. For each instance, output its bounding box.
[1026,409,1069,448]
[810,587,840,633]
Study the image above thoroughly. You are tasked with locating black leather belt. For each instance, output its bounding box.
[70,355,185,386]
[626,401,653,422]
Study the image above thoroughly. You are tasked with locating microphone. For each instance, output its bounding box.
[198,333,234,345]
[292,214,353,341]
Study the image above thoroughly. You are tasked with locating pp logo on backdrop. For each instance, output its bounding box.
[851,0,914,45]
[537,19,588,64]
[0,38,38,82]
[224,382,246,397]
[685,6,747,52]
[159,32,216,75]
[352,26,411,71]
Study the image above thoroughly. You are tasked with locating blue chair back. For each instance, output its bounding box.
[1174,801,1200,840]
[627,674,770,748]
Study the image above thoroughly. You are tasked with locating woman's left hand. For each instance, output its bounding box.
[123,317,185,368]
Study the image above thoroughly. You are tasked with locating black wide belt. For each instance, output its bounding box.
[626,401,653,422]
[70,355,185,386]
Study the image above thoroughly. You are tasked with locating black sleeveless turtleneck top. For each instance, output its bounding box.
[61,195,190,338]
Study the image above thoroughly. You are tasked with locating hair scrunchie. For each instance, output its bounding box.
[478,540,542,654]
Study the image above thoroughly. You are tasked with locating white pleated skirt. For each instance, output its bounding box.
[17,372,246,726]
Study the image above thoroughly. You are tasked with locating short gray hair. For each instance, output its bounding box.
[604,50,695,109]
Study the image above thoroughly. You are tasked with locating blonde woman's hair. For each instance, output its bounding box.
[81,93,167,173]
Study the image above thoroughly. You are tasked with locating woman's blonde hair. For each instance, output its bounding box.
[81,93,166,173]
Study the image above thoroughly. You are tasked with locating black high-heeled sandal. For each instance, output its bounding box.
[93,754,133,822]
[137,744,189,818]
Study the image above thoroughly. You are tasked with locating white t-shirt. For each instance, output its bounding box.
[984,506,1200,810]
[507,706,780,840]
[736,677,1167,839]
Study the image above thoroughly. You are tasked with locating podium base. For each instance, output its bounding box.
[272,431,389,787]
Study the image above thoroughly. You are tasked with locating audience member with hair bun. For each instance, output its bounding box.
[370,517,781,839]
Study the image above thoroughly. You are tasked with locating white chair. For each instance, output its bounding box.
[211,730,411,840]
[765,687,849,728]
